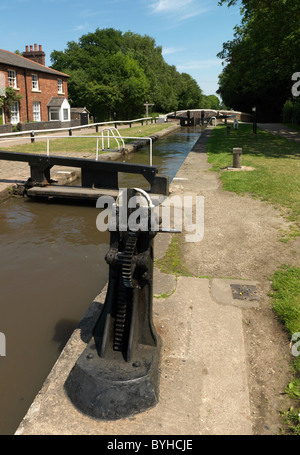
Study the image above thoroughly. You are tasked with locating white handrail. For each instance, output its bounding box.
[0,117,155,139]
[0,132,153,165]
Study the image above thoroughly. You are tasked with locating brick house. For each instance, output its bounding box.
[0,44,70,125]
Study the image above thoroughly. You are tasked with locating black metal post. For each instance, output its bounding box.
[252,107,257,134]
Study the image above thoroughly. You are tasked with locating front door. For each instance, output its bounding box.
[80,112,89,125]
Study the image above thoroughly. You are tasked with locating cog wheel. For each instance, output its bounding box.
[122,231,138,288]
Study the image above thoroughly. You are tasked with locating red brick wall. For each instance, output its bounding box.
[0,64,68,123]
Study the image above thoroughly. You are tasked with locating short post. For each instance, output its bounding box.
[31,131,35,143]
[69,128,72,136]
[233,148,242,168]
[252,106,257,134]
[96,138,99,161]
[46,138,50,157]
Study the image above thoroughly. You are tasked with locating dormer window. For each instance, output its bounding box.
[57,79,63,93]
[32,74,39,91]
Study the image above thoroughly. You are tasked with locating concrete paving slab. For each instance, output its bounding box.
[16,275,252,435]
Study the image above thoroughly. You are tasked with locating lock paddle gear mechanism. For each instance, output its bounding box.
[65,188,162,420]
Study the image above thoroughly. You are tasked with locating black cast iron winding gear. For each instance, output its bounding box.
[65,188,162,420]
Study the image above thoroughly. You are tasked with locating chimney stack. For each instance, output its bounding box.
[23,44,46,66]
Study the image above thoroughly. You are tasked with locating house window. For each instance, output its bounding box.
[49,108,60,121]
[8,70,17,88]
[63,108,69,121]
[33,102,41,122]
[10,102,20,124]
[32,74,39,91]
[57,79,63,93]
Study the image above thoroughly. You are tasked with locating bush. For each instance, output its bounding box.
[282,99,300,125]
[282,100,294,123]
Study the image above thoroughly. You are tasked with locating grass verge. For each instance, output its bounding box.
[0,123,173,155]
[271,265,300,435]
[206,123,300,241]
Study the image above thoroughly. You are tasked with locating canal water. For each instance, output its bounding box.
[0,126,201,434]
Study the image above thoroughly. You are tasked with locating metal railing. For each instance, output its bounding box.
[0,128,154,165]
[0,116,157,140]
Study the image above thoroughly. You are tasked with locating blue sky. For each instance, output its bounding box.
[0,0,242,98]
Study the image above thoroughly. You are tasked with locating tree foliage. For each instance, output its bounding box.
[0,86,22,122]
[217,0,300,121]
[50,28,219,121]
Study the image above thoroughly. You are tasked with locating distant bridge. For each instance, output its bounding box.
[166,109,253,126]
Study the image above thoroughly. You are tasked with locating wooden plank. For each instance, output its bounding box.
[27,185,164,205]
[27,185,119,201]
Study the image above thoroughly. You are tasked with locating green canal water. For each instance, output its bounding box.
[0,126,201,434]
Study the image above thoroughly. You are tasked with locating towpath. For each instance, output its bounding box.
[258,122,300,142]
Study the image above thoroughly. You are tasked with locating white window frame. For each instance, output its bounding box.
[10,101,20,124]
[57,79,63,93]
[63,108,69,121]
[32,74,39,91]
[33,102,41,122]
[49,108,60,121]
[8,70,17,88]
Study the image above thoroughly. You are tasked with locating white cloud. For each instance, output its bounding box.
[150,0,210,20]
[152,0,193,13]
[162,46,185,56]
[70,23,89,32]
[176,59,221,71]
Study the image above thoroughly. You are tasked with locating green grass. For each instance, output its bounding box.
[155,235,192,277]
[0,123,173,155]
[272,265,300,336]
[271,265,300,435]
[206,123,300,240]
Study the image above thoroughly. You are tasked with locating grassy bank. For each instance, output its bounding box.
[207,123,300,434]
[206,123,300,241]
[0,123,173,155]
[271,265,300,435]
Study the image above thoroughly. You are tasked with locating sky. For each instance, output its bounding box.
[0,0,242,98]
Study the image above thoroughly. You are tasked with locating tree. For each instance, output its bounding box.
[50,28,205,120]
[0,86,22,123]
[217,0,300,121]
[177,73,203,110]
